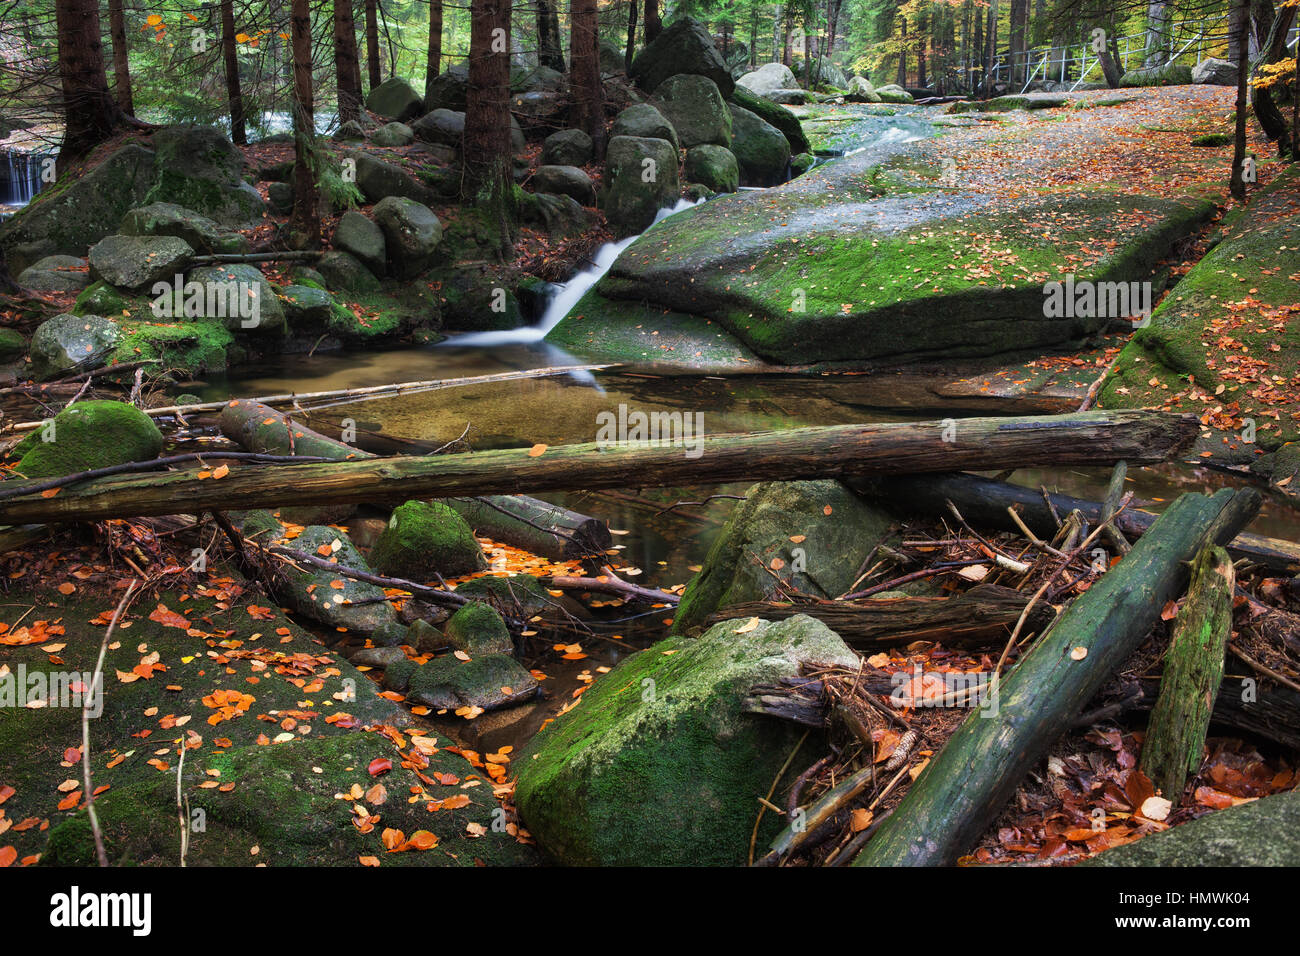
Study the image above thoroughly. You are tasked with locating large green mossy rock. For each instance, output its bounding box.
[629,16,735,97]
[674,479,892,634]
[728,85,810,154]
[119,201,250,255]
[603,135,681,238]
[0,145,155,273]
[27,313,122,379]
[610,103,680,150]
[1084,790,1300,866]
[43,730,539,866]
[365,77,425,122]
[515,614,857,865]
[12,399,163,478]
[143,125,266,226]
[453,573,552,619]
[372,196,443,279]
[1121,63,1194,87]
[652,74,732,148]
[444,601,513,657]
[407,652,539,711]
[369,500,487,579]
[278,525,400,637]
[729,106,791,187]
[1100,168,1300,448]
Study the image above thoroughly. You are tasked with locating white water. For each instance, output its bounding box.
[445,198,702,347]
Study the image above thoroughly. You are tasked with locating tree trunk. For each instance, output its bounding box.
[1249,3,1296,150]
[783,6,793,67]
[984,0,997,92]
[569,0,604,153]
[643,0,662,43]
[107,0,133,115]
[1100,34,1125,87]
[0,411,1199,525]
[1144,1,1170,66]
[917,8,929,88]
[852,488,1261,866]
[1138,545,1234,807]
[851,471,1300,575]
[220,0,247,146]
[897,17,908,86]
[54,0,122,170]
[462,0,515,259]
[625,0,638,70]
[1230,0,1252,201]
[537,0,565,72]
[425,0,444,101]
[364,0,382,90]
[289,0,320,249]
[334,0,364,125]
[1009,0,1025,83]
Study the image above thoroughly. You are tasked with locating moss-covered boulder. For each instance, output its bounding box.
[674,479,892,634]
[372,121,415,147]
[119,201,250,255]
[28,312,122,380]
[729,106,791,187]
[0,144,155,273]
[143,125,266,226]
[603,135,681,238]
[1121,63,1194,87]
[684,145,740,194]
[453,573,552,619]
[444,601,514,657]
[277,525,400,637]
[333,210,387,277]
[15,254,91,293]
[316,250,380,294]
[652,74,732,148]
[541,128,594,167]
[279,284,334,324]
[533,165,597,207]
[629,15,734,97]
[88,234,194,292]
[350,151,442,207]
[1085,790,1300,866]
[372,196,443,279]
[0,327,25,362]
[369,500,488,579]
[610,103,680,151]
[408,653,540,712]
[515,614,857,865]
[186,264,287,336]
[874,83,915,103]
[728,85,811,154]
[12,399,163,478]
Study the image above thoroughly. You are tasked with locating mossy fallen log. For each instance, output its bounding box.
[851,487,1261,867]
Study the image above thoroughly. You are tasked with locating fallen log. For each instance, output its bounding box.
[852,471,1300,574]
[708,585,1050,648]
[219,400,612,559]
[0,410,1199,525]
[1138,545,1234,805]
[851,487,1261,867]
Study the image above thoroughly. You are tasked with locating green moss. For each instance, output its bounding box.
[369,500,487,579]
[74,280,131,317]
[11,399,164,478]
[444,602,513,656]
[1192,132,1232,147]
[113,318,235,377]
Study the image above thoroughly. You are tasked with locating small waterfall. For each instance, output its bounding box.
[445,198,703,347]
[0,150,50,208]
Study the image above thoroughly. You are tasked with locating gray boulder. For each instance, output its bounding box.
[729,106,791,187]
[277,525,399,638]
[1121,62,1194,86]
[185,264,286,335]
[629,16,734,97]
[143,125,266,226]
[512,64,568,93]
[425,65,470,111]
[119,202,249,255]
[332,211,387,277]
[350,152,440,206]
[365,77,424,122]
[603,135,681,238]
[16,255,90,293]
[316,251,379,294]
[534,165,597,207]
[736,62,798,97]
[652,74,732,148]
[541,128,594,167]
[729,86,811,153]
[874,83,915,103]
[611,103,680,151]
[412,108,465,148]
[332,120,366,141]
[88,235,193,293]
[767,89,811,105]
[1192,58,1238,85]
[28,313,121,380]
[408,653,539,712]
[371,196,443,279]
[279,285,334,324]
[846,76,882,102]
[684,145,739,194]
[371,121,415,146]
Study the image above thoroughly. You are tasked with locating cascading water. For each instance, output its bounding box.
[0,150,49,208]
[444,198,703,348]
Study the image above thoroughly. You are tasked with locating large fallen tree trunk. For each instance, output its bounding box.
[1137,545,1234,805]
[219,400,611,560]
[707,585,1051,648]
[852,487,1261,867]
[0,410,1198,524]
[853,472,1300,575]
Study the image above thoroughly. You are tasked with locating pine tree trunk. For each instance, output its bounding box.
[463,0,515,259]
[364,0,382,90]
[220,0,246,146]
[984,0,998,92]
[54,0,122,170]
[625,0,639,70]
[1230,0,1252,201]
[643,0,662,43]
[537,0,565,71]
[569,0,604,153]
[334,0,364,124]
[289,0,320,250]
[425,0,443,100]
[107,0,133,115]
